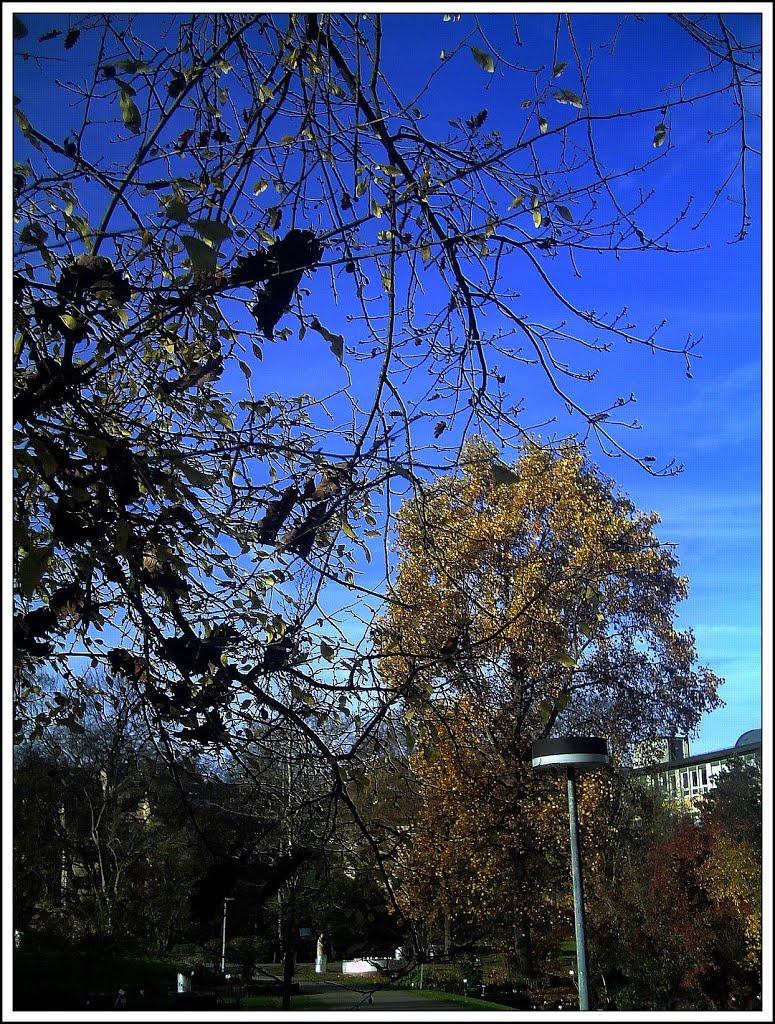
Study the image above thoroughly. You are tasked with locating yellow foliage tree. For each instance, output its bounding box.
[379,438,721,757]
[377,438,722,964]
[699,832,761,970]
[393,694,619,966]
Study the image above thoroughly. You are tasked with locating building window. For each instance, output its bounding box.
[681,771,690,792]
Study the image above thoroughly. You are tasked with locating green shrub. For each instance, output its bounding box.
[14,950,188,1010]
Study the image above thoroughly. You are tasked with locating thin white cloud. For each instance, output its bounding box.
[692,623,761,639]
[647,491,761,548]
[641,360,762,453]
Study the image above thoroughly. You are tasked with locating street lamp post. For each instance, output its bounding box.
[221,896,235,976]
[531,736,610,1011]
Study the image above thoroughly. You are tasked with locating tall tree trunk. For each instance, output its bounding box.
[79,952,93,1009]
[513,907,533,978]
[512,856,534,977]
[281,940,296,1011]
[443,911,452,956]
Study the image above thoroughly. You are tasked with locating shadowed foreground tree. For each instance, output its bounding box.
[13,672,200,961]
[13,12,758,898]
[13,672,403,1006]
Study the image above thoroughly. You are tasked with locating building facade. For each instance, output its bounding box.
[630,729,762,812]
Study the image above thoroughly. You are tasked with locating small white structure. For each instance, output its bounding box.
[177,973,191,993]
[341,959,381,974]
[341,956,404,974]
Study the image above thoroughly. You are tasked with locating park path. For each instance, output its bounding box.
[298,983,510,1012]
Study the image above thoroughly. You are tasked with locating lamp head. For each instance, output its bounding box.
[531,736,610,769]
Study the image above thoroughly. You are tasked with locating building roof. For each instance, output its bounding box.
[630,739,761,775]
[736,728,762,747]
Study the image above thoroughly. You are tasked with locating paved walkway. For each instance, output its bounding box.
[299,983,510,1012]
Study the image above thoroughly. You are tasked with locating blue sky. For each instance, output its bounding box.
[360,10,765,754]
[8,7,767,756]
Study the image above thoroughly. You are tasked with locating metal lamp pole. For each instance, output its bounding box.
[566,766,590,1009]
[531,736,610,1012]
[221,897,234,975]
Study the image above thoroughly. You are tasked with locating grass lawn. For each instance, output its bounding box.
[15,952,518,1012]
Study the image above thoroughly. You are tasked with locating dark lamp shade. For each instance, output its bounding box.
[531,736,610,769]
